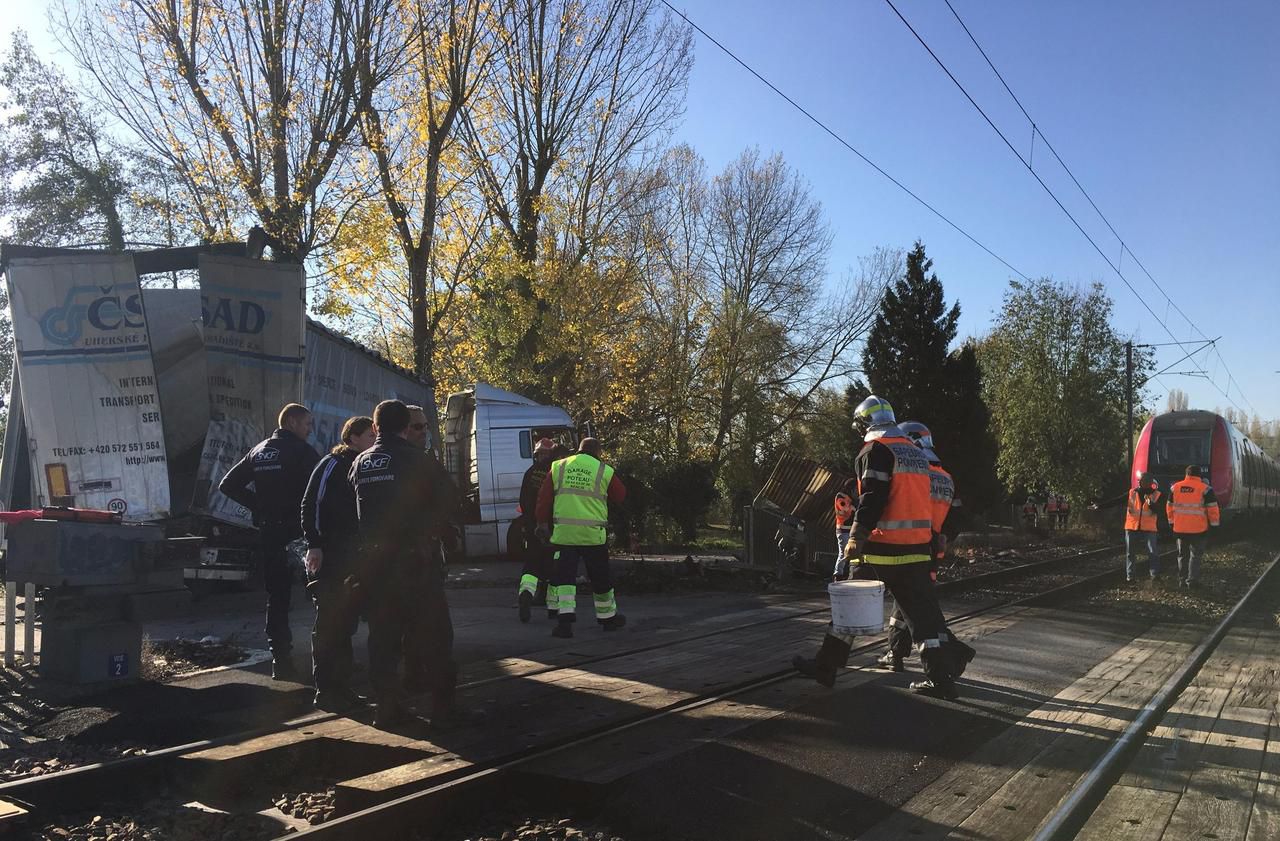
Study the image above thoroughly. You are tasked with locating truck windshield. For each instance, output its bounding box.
[1150,431,1210,470]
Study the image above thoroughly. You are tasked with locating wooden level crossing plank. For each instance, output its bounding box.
[1119,629,1261,793]
[1160,706,1271,841]
[1074,785,1180,841]
[858,625,1198,841]
[1077,627,1277,841]
[949,628,1199,841]
[1247,708,1280,841]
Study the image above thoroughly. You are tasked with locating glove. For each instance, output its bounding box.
[304,547,323,576]
[844,526,869,563]
[535,524,551,543]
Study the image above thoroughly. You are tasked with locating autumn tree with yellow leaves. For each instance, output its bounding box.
[59,0,404,259]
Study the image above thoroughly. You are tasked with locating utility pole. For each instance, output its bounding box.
[1125,340,1134,485]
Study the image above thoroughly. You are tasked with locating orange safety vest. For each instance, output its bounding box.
[928,464,955,561]
[1124,489,1161,532]
[867,435,934,549]
[1022,502,1036,515]
[1058,496,1070,513]
[834,492,854,529]
[1167,477,1220,534]
[1045,497,1059,513]
[927,464,954,534]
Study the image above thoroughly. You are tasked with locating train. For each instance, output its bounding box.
[1132,410,1280,517]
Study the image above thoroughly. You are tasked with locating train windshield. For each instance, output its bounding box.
[1150,430,1211,470]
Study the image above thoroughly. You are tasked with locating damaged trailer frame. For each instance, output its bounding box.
[0,243,434,583]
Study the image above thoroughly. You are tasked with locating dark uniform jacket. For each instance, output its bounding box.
[349,434,443,567]
[219,428,320,540]
[301,447,361,558]
[519,462,551,533]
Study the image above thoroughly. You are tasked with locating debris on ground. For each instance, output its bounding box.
[34,799,290,841]
[0,740,150,782]
[619,556,770,594]
[141,637,248,682]
[416,813,626,841]
[272,783,338,826]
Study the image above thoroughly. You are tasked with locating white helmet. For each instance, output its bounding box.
[852,395,896,432]
[898,420,940,464]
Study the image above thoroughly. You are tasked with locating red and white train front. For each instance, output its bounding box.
[1133,410,1280,517]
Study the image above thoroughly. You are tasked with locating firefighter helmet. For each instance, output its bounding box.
[898,420,940,463]
[852,395,896,432]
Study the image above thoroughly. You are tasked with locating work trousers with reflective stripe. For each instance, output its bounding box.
[549,544,616,622]
[885,585,966,664]
[518,529,555,597]
[840,561,952,682]
[1176,533,1208,584]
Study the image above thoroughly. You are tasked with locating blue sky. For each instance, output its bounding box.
[6,1,1278,421]
[668,0,1279,422]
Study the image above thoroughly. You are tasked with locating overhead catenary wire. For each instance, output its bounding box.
[655,0,1030,283]
[934,0,1258,417]
[882,0,1257,419]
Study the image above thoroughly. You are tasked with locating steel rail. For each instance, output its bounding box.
[0,541,1135,826]
[1030,549,1280,841]
[278,558,1144,840]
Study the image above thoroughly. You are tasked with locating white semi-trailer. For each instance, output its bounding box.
[0,244,433,582]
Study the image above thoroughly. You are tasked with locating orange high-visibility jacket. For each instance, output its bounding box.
[1124,488,1162,532]
[927,464,955,534]
[1166,477,1220,534]
[834,492,854,529]
[1045,496,1059,513]
[860,435,933,552]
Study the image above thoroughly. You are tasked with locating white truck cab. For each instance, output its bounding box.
[443,383,575,559]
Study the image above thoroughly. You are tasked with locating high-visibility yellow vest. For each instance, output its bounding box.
[550,453,614,546]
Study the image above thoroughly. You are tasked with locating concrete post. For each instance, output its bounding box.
[22,584,36,665]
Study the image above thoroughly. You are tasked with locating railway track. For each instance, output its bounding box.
[1029,549,1280,841]
[0,541,1144,839]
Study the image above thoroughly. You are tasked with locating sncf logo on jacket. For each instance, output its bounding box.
[356,452,395,484]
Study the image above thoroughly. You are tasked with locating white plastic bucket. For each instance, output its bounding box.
[828,579,885,635]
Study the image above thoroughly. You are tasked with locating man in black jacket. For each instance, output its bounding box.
[301,415,375,711]
[219,403,321,680]
[350,400,461,729]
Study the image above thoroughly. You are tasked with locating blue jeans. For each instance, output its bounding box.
[1125,530,1159,579]
[834,529,852,578]
[1177,533,1207,584]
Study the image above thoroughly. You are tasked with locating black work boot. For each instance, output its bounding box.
[552,620,574,639]
[876,650,905,672]
[909,678,960,701]
[599,614,627,631]
[373,698,415,730]
[793,634,852,688]
[271,654,299,682]
[950,640,977,678]
[518,590,533,623]
[314,689,367,714]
